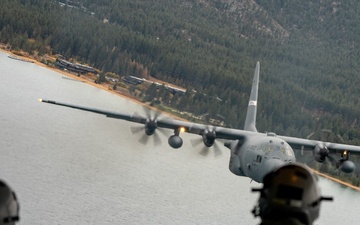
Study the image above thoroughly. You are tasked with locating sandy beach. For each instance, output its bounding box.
[0,47,185,121]
[1,47,359,191]
[0,48,144,104]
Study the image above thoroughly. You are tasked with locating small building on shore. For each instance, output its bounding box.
[55,58,96,74]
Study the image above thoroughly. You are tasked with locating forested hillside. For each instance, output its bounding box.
[2,0,360,146]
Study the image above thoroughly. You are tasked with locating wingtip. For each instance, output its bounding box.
[39,99,56,104]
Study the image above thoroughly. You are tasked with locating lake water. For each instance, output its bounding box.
[1,50,360,224]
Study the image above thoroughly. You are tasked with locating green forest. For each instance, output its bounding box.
[2,0,360,184]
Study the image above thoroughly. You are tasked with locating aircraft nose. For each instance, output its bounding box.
[262,158,285,181]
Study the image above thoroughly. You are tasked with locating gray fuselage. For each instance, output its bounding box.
[229,133,296,183]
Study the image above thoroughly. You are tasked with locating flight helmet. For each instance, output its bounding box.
[0,180,19,224]
[252,163,332,225]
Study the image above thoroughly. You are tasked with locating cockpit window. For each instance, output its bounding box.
[262,141,293,157]
[284,143,294,156]
[264,143,274,155]
[280,145,286,154]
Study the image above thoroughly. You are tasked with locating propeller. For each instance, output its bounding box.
[301,129,357,173]
[130,106,169,146]
[190,126,223,157]
[296,129,338,164]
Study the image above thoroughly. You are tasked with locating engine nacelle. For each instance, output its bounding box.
[202,130,216,147]
[145,121,157,135]
[338,160,355,173]
[145,128,155,135]
[313,144,329,163]
[202,135,215,147]
[168,135,183,149]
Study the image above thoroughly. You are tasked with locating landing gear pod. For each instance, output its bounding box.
[168,135,183,149]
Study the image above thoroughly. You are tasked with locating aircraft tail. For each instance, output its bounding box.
[244,62,260,132]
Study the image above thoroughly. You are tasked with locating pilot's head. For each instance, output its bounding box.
[252,163,332,225]
[0,180,19,224]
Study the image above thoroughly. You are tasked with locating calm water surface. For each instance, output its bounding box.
[1,51,360,224]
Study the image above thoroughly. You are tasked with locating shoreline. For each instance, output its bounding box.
[312,169,360,191]
[1,47,359,192]
[0,48,184,120]
[0,48,146,105]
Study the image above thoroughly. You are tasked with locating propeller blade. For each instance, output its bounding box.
[327,154,336,163]
[294,149,313,164]
[142,106,152,119]
[129,107,168,146]
[191,138,223,157]
[190,126,223,157]
[304,129,355,172]
[141,106,161,121]
[130,111,143,123]
[213,142,223,157]
[199,146,210,156]
[153,109,161,121]
[336,134,345,143]
[190,138,203,147]
[130,126,144,134]
[306,132,315,139]
[139,133,150,145]
[320,129,332,141]
[157,126,171,137]
[153,132,161,146]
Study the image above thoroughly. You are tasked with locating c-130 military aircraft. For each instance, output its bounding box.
[39,62,360,183]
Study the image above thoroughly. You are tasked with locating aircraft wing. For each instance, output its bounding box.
[39,99,250,142]
[277,135,360,155]
[39,99,360,155]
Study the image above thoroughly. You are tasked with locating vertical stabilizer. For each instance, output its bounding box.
[244,62,260,132]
